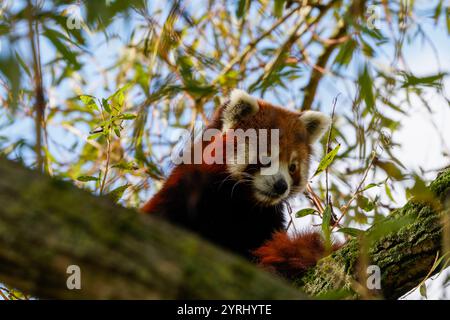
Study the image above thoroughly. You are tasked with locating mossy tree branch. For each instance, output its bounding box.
[0,157,448,299]
[296,169,450,299]
[0,157,304,299]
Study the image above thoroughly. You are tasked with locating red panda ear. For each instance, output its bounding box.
[222,89,259,131]
[299,111,331,143]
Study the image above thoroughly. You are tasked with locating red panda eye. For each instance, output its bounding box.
[289,163,297,173]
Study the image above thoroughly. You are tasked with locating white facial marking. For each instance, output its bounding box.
[299,157,309,191]
[252,163,292,205]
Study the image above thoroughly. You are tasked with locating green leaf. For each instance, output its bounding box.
[433,0,443,24]
[79,95,94,104]
[273,0,286,17]
[119,113,137,120]
[419,283,427,299]
[358,65,375,112]
[77,175,100,182]
[374,159,404,180]
[102,98,112,114]
[88,132,104,140]
[337,227,364,237]
[385,182,395,203]
[406,175,437,204]
[368,215,413,244]
[357,195,375,212]
[0,55,21,109]
[15,52,32,78]
[107,184,131,202]
[313,144,341,177]
[334,39,357,67]
[79,95,98,110]
[447,6,450,34]
[400,72,446,88]
[362,183,378,191]
[114,127,121,138]
[361,39,375,58]
[114,91,125,108]
[322,205,332,248]
[296,208,317,218]
[43,28,81,70]
[236,0,250,18]
[112,161,139,171]
[108,84,132,100]
[83,0,145,26]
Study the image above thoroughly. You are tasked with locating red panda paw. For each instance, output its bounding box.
[252,230,342,280]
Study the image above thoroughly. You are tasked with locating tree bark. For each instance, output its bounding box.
[0,158,304,299]
[296,169,450,299]
[0,157,448,299]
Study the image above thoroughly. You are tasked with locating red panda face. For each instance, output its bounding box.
[219,90,331,206]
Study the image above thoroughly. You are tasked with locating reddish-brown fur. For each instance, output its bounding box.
[142,93,336,274]
[253,230,343,279]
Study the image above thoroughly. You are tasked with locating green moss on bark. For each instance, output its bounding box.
[296,168,450,299]
[0,157,448,300]
[0,158,305,299]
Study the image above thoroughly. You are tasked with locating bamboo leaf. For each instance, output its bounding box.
[358,65,375,112]
[107,184,131,203]
[313,144,341,178]
[322,206,332,250]
[43,28,81,70]
[357,195,375,212]
[102,98,112,114]
[337,227,364,237]
[273,0,286,17]
[236,0,250,18]
[296,208,317,218]
[419,283,427,299]
[79,95,98,110]
[119,113,137,120]
[400,72,446,88]
[14,52,32,78]
[77,175,100,182]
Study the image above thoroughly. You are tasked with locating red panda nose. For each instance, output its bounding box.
[273,179,288,195]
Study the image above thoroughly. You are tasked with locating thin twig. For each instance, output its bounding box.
[305,183,324,215]
[332,150,377,229]
[325,94,340,223]
[0,286,23,300]
[0,288,9,300]
[99,132,111,196]
[27,0,45,172]
[212,5,302,85]
[285,202,298,233]
[300,0,355,111]
[98,100,111,196]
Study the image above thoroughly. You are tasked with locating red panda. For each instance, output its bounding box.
[142,89,335,278]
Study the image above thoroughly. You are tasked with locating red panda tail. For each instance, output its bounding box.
[252,230,343,280]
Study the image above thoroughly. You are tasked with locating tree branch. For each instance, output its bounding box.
[301,23,347,111]
[296,169,450,299]
[0,157,304,299]
[0,157,448,299]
